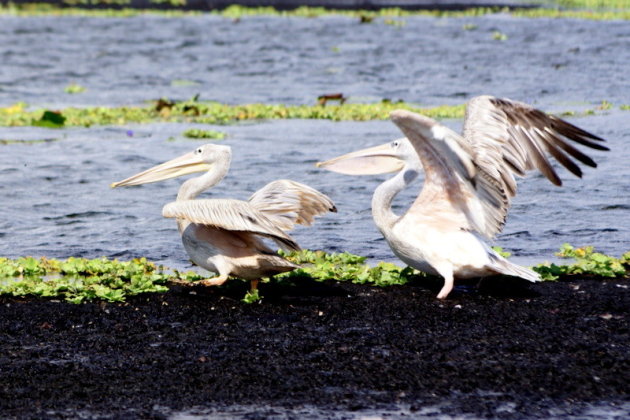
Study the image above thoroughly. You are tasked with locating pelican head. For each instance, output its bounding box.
[316,137,416,175]
[111,144,232,188]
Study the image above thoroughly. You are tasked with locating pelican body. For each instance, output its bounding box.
[318,95,608,299]
[112,144,336,289]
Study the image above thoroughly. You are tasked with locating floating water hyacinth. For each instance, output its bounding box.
[533,244,630,280]
[31,110,66,128]
[0,257,171,303]
[183,128,226,140]
[0,246,628,303]
[64,83,86,94]
[1,4,629,20]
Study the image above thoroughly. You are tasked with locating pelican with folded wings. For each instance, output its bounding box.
[112,144,336,290]
[318,96,608,299]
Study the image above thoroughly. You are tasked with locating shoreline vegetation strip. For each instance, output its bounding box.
[0,245,628,303]
[0,100,626,128]
[1,3,630,20]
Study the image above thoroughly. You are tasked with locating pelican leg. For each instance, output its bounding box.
[250,279,259,292]
[194,259,232,287]
[436,267,455,299]
[168,273,229,288]
[197,273,229,287]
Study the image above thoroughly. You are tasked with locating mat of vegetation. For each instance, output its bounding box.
[2,245,628,303]
[2,2,630,20]
[1,99,626,128]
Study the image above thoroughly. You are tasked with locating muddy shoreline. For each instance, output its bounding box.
[1,275,628,419]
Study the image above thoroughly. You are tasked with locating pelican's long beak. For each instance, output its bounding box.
[111,151,211,188]
[316,142,404,175]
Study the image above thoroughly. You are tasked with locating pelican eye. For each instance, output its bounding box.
[195,147,203,154]
[392,140,400,148]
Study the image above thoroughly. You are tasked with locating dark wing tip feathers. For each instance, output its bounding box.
[280,236,301,252]
[548,116,609,151]
[488,96,607,182]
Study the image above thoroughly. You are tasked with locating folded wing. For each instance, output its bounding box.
[162,198,300,251]
[248,179,336,231]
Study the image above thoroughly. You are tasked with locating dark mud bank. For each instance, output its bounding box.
[1,276,629,419]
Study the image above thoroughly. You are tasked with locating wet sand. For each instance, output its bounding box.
[1,275,628,419]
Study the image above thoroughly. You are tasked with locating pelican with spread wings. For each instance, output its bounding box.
[112,144,336,290]
[318,96,608,299]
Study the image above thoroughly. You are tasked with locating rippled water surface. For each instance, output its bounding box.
[0,14,629,269]
[1,14,630,108]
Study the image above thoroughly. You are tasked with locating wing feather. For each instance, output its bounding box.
[389,110,488,234]
[162,198,300,251]
[390,95,607,239]
[535,130,583,177]
[460,95,608,237]
[248,179,336,231]
[513,124,562,185]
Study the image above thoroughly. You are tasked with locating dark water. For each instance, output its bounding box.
[0,14,629,270]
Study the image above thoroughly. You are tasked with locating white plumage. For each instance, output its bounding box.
[318,95,608,299]
[113,144,336,290]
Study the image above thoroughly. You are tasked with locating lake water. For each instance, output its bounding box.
[1,13,629,269]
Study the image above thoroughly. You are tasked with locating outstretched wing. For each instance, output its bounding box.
[389,110,485,234]
[248,179,336,231]
[390,96,607,239]
[461,95,607,237]
[162,198,300,251]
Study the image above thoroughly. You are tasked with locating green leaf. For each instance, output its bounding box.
[242,288,261,304]
[183,128,226,140]
[32,110,66,128]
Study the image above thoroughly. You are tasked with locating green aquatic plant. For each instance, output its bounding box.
[0,257,170,303]
[150,0,187,6]
[597,100,613,110]
[31,110,66,128]
[277,249,417,287]
[0,138,59,145]
[63,0,132,6]
[383,18,406,27]
[64,83,86,94]
[492,31,508,41]
[182,128,226,139]
[491,246,512,258]
[4,97,625,128]
[0,2,199,17]
[0,100,467,127]
[171,79,200,87]
[533,244,628,280]
[511,8,630,19]
[551,0,630,10]
[241,288,262,304]
[1,3,629,20]
[1,245,627,303]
